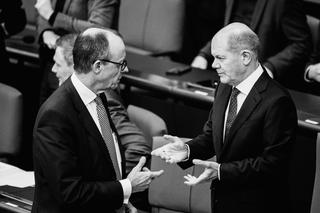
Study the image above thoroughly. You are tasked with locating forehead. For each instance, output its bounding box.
[53,47,65,61]
[211,36,230,56]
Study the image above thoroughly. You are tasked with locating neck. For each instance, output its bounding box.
[75,72,99,94]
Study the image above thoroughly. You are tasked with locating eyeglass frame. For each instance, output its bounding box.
[97,59,127,71]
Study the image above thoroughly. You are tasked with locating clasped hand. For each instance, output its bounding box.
[127,156,163,193]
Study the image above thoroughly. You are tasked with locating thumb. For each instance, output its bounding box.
[134,156,146,171]
[150,170,164,178]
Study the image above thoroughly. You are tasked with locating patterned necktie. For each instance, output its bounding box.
[95,94,121,180]
[225,88,240,139]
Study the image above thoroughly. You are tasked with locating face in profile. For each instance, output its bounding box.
[97,39,128,90]
[52,46,74,86]
[211,37,245,86]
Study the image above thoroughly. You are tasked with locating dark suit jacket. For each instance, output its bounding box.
[199,0,312,83]
[180,71,297,213]
[32,78,126,213]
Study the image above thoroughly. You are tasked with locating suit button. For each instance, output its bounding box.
[214,199,218,203]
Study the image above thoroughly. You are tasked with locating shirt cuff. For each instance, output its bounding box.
[181,144,190,162]
[119,179,132,204]
[304,66,313,83]
[217,163,221,180]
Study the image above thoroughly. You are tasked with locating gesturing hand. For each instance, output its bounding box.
[151,135,188,164]
[184,159,219,186]
[127,157,163,193]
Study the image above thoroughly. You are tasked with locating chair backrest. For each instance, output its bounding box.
[310,133,320,213]
[0,83,23,163]
[22,0,37,25]
[307,15,320,55]
[127,105,167,148]
[119,0,186,55]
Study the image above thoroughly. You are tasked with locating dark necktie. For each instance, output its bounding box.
[95,94,121,180]
[225,88,240,139]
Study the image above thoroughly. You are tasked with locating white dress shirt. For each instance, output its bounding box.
[71,73,131,203]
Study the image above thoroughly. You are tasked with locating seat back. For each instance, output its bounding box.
[22,0,37,25]
[307,15,320,56]
[127,105,167,148]
[119,0,186,56]
[310,133,320,213]
[0,83,23,163]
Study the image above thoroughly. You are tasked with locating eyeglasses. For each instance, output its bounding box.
[98,59,127,71]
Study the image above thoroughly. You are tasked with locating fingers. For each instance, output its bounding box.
[184,174,199,186]
[163,134,179,143]
[150,170,164,178]
[133,156,146,171]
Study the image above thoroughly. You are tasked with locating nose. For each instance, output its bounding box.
[52,64,57,73]
[122,66,129,73]
[212,59,220,69]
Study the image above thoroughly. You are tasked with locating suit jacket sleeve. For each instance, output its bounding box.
[106,89,151,175]
[264,0,312,79]
[179,108,216,169]
[37,0,119,41]
[219,96,297,186]
[33,108,124,209]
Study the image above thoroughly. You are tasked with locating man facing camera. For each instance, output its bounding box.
[32,28,163,213]
[152,22,297,213]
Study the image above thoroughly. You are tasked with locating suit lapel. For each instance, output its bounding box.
[64,79,113,163]
[224,0,234,26]
[212,84,232,159]
[251,0,267,31]
[222,71,269,155]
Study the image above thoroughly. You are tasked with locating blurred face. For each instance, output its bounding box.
[52,47,74,86]
[211,37,245,86]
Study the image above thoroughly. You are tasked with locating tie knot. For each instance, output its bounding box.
[231,87,240,98]
[94,95,103,106]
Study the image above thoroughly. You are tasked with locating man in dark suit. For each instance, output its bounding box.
[51,33,151,175]
[191,0,312,90]
[152,22,297,213]
[32,28,163,213]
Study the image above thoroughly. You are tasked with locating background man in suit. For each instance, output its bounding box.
[32,27,163,213]
[191,0,312,91]
[152,22,297,213]
[35,0,120,105]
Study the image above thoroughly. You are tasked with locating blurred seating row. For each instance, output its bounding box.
[5,0,320,70]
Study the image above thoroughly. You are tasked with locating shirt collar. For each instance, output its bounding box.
[236,64,263,95]
[71,73,97,105]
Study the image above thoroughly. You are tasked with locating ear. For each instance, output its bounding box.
[92,60,102,74]
[240,50,252,66]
